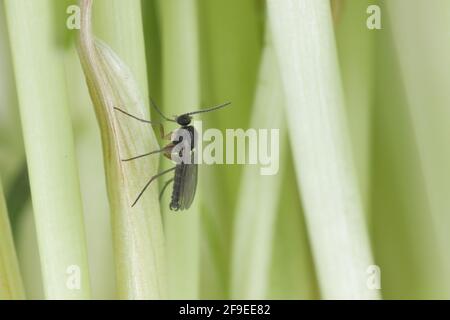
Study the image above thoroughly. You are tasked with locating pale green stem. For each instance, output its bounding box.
[0,3,24,190]
[336,0,375,210]
[230,38,286,299]
[267,0,379,299]
[65,47,116,299]
[93,0,150,100]
[74,0,150,299]
[197,0,262,299]
[370,22,444,298]
[78,0,166,299]
[268,156,319,299]
[14,204,45,299]
[159,0,200,299]
[0,180,24,299]
[4,0,91,299]
[386,0,450,296]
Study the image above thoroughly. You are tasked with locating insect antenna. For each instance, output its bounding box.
[114,107,161,125]
[150,98,177,123]
[185,102,231,116]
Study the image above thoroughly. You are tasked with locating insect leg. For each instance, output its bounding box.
[159,178,174,200]
[122,146,170,162]
[132,166,176,207]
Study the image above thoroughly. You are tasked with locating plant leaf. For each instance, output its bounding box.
[77,0,166,299]
[267,0,379,299]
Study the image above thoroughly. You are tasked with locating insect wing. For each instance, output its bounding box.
[179,154,198,210]
[179,163,198,210]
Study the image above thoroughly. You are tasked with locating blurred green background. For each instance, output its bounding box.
[1,0,450,300]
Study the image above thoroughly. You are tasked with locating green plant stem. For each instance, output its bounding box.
[0,3,24,191]
[78,0,166,299]
[65,46,116,299]
[371,23,444,298]
[159,0,200,299]
[0,181,24,299]
[79,0,153,299]
[92,0,149,100]
[231,35,318,300]
[14,203,45,299]
[142,0,162,105]
[386,0,450,296]
[4,0,91,299]
[230,38,286,299]
[336,0,376,210]
[268,0,379,299]
[268,151,319,299]
[197,0,263,299]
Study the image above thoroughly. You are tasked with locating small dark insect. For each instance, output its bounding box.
[115,99,231,211]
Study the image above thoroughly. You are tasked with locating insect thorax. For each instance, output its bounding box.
[172,125,197,150]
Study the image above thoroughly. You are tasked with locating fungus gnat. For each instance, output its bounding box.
[114,100,231,211]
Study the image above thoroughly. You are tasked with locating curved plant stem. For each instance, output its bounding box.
[4,0,91,299]
[78,0,166,299]
[267,0,379,299]
[65,46,116,299]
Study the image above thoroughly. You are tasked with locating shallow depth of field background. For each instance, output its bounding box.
[1,0,450,300]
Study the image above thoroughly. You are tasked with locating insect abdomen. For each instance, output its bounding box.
[170,165,184,211]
